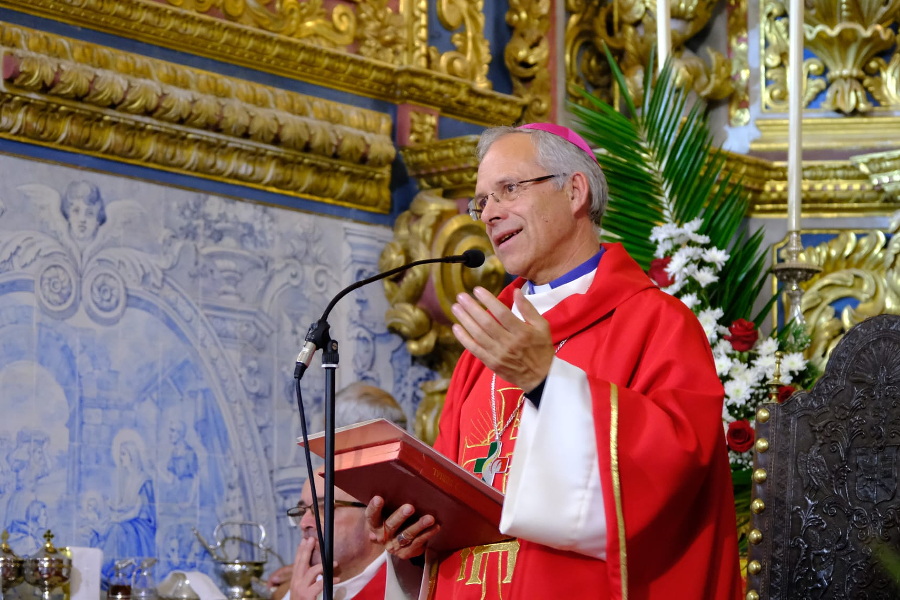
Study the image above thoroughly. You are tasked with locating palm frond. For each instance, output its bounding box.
[570,45,774,326]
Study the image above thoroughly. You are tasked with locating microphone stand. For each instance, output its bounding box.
[321,338,338,600]
[293,250,485,600]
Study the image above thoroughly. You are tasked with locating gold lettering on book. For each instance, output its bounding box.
[431,467,457,489]
[456,540,519,592]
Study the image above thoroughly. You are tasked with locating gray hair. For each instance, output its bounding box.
[329,382,408,430]
[476,126,608,229]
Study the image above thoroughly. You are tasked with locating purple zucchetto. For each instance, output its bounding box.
[517,122,598,163]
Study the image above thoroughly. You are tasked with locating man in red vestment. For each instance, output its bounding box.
[366,124,743,599]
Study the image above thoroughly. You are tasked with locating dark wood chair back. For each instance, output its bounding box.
[746,313,900,599]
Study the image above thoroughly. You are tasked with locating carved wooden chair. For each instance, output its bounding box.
[746,313,900,599]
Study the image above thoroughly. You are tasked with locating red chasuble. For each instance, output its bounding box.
[431,243,742,600]
[349,563,386,600]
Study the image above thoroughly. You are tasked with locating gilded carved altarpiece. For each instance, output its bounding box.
[2,0,899,441]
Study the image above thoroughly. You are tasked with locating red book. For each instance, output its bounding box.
[300,419,510,553]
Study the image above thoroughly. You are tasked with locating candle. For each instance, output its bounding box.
[657,0,671,71]
[787,0,804,232]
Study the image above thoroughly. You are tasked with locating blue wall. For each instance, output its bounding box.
[0,152,435,587]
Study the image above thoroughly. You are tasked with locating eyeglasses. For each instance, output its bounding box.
[468,173,567,220]
[286,500,366,526]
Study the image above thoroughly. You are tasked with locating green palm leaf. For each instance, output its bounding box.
[570,47,772,327]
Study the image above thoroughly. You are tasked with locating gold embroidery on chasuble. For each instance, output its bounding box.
[455,540,521,596]
[460,383,525,494]
[447,382,524,595]
[610,383,628,600]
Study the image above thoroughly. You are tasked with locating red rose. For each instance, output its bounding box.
[777,385,797,403]
[724,318,758,352]
[726,420,756,453]
[648,257,674,287]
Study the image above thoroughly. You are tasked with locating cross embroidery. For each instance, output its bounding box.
[473,440,510,486]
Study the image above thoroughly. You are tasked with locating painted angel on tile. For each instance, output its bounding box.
[0,179,171,323]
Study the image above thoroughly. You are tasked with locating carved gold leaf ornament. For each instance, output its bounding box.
[675,48,734,101]
[431,0,492,89]
[505,0,553,122]
[2,0,523,126]
[220,98,253,137]
[431,215,504,321]
[727,0,751,126]
[760,0,825,111]
[161,0,357,47]
[776,222,900,371]
[49,61,94,99]
[0,25,396,212]
[246,107,280,144]
[408,111,438,146]
[761,0,900,114]
[357,0,406,64]
[119,79,165,115]
[380,190,503,441]
[6,51,57,89]
[399,135,479,198]
[402,0,431,69]
[723,146,894,214]
[563,0,615,105]
[852,149,900,201]
[563,0,733,107]
[803,0,900,114]
[864,53,900,105]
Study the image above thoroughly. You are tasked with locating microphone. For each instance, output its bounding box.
[454,249,486,268]
[294,249,485,379]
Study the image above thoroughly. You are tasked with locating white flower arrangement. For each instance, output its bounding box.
[648,219,816,469]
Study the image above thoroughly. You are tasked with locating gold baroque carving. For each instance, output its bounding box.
[393,69,524,122]
[773,218,900,371]
[865,53,900,106]
[727,0,751,126]
[358,0,407,64]
[399,135,479,197]
[805,0,900,114]
[760,0,900,114]
[722,151,894,217]
[505,0,552,123]
[380,191,504,442]
[0,25,396,211]
[160,0,356,47]
[564,0,614,107]
[430,0,492,90]
[565,0,645,106]
[401,0,430,69]
[564,0,733,107]
[751,117,900,154]
[760,0,826,112]
[852,149,900,202]
[1,0,524,127]
[408,111,438,146]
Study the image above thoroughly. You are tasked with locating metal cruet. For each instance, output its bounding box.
[0,530,24,593]
[23,531,71,600]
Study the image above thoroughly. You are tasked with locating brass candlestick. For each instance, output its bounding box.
[772,230,821,329]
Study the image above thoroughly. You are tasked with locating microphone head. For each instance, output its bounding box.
[461,249,485,268]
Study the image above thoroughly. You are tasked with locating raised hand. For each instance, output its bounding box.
[451,286,554,392]
[289,537,334,600]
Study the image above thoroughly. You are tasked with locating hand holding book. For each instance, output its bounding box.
[364,495,439,559]
[300,418,511,554]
